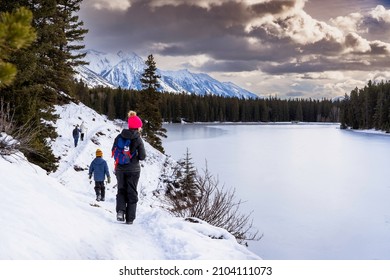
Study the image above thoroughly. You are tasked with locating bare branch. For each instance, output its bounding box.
[0,98,43,159]
[162,156,262,245]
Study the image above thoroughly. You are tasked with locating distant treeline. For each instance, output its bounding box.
[160,92,340,123]
[74,82,341,123]
[340,80,390,132]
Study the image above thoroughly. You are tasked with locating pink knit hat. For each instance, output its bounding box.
[128,115,143,129]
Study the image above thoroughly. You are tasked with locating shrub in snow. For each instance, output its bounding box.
[0,99,41,158]
[161,150,262,246]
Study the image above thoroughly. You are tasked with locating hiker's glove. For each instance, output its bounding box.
[107,177,111,184]
[89,174,92,180]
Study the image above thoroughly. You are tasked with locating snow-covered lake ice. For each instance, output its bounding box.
[163,123,390,260]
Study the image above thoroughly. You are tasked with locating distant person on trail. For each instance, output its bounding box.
[72,125,81,147]
[112,110,146,224]
[80,121,87,141]
[89,149,111,202]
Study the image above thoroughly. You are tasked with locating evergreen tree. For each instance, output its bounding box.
[140,54,160,91]
[340,80,390,131]
[0,7,36,87]
[177,148,199,200]
[165,148,200,214]
[58,0,88,67]
[0,0,87,171]
[138,54,166,153]
[55,0,88,94]
[295,102,303,121]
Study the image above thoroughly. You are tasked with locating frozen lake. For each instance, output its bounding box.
[162,123,390,260]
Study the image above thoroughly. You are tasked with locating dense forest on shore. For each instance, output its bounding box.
[340,80,390,132]
[76,79,390,130]
[74,82,341,123]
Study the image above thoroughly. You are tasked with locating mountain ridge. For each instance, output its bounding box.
[75,49,259,99]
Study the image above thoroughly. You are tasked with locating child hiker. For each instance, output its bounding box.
[89,149,111,201]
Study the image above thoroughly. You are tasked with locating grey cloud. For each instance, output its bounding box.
[194,60,259,72]
[285,91,305,97]
[326,2,390,43]
[361,14,390,43]
[305,0,383,21]
[261,54,390,75]
[81,0,302,58]
[250,0,297,15]
[79,0,390,74]
[300,38,344,55]
[368,41,389,55]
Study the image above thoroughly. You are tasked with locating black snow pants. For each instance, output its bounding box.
[94,181,105,200]
[115,170,140,223]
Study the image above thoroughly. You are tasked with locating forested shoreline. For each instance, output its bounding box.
[75,79,390,132]
[340,80,390,132]
[74,82,341,124]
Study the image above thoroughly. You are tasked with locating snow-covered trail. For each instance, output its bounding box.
[49,102,256,260]
[50,103,174,259]
[51,104,118,181]
[1,101,260,260]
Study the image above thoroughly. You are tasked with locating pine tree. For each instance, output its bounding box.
[0,7,36,87]
[295,102,303,121]
[138,54,166,153]
[177,148,199,200]
[58,0,88,66]
[166,148,200,214]
[55,0,88,94]
[0,0,87,171]
[140,54,160,91]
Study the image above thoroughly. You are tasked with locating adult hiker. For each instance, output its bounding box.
[80,121,87,141]
[89,148,111,201]
[72,125,81,147]
[112,111,146,224]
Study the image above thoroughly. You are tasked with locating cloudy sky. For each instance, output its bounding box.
[79,0,390,99]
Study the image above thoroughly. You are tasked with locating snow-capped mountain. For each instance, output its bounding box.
[75,65,115,88]
[75,49,259,99]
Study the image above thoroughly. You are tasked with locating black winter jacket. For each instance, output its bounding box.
[112,129,146,172]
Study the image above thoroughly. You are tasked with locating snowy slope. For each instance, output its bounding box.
[158,69,258,98]
[0,101,261,260]
[76,49,259,99]
[74,65,115,88]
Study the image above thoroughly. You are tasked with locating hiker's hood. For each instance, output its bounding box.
[120,129,140,140]
[92,157,106,165]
